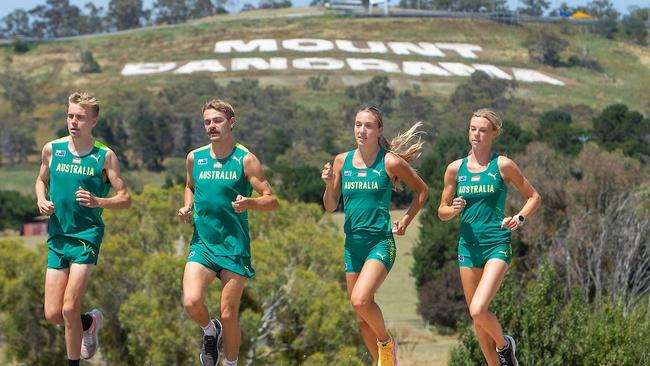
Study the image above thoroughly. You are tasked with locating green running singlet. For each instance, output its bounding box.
[48,136,111,245]
[191,143,253,257]
[456,153,511,246]
[341,148,393,235]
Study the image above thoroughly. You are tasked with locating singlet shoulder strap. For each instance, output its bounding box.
[50,136,70,145]
[344,150,355,166]
[235,143,250,154]
[192,144,211,155]
[376,148,388,169]
[460,156,469,168]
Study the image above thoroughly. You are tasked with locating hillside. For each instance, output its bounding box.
[7,7,650,120]
[2,8,649,365]
[2,7,649,193]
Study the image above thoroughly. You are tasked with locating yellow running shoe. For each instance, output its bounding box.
[377,337,397,366]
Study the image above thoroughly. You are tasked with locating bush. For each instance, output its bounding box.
[0,190,38,231]
[537,110,585,155]
[79,51,101,73]
[592,103,650,159]
[567,54,604,72]
[416,261,466,330]
[594,18,618,40]
[0,240,67,365]
[622,15,648,46]
[11,37,31,54]
[525,29,569,67]
[305,75,329,91]
[449,264,650,365]
[269,162,323,203]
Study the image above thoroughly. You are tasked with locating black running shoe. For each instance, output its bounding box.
[496,335,519,366]
[200,319,223,366]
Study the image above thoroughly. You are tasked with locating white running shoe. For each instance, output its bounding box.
[80,309,104,360]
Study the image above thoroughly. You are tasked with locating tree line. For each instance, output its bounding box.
[0,0,294,40]
[0,190,370,365]
[3,1,648,46]
[1,70,649,227]
[0,78,648,364]
[396,0,649,46]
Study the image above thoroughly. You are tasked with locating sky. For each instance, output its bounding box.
[0,0,645,19]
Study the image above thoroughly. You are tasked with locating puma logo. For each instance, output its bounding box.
[79,240,94,256]
[376,252,386,260]
[487,172,497,180]
[372,169,382,176]
[89,154,100,163]
[232,156,242,165]
[498,250,511,256]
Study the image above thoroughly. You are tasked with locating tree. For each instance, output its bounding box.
[449,71,515,112]
[492,119,533,156]
[158,75,221,115]
[394,89,435,138]
[0,115,36,164]
[0,71,35,116]
[425,0,508,12]
[548,2,573,17]
[305,75,329,91]
[525,29,569,67]
[0,241,67,365]
[79,2,106,35]
[585,0,619,39]
[86,189,365,364]
[622,14,648,46]
[128,100,173,170]
[269,160,323,203]
[244,201,365,364]
[411,133,466,328]
[218,79,298,163]
[345,76,395,116]
[0,191,38,231]
[92,115,130,167]
[0,10,33,38]
[191,0,228,18]
[153,0,191,24]
[518,0,550,16]
[594,17,618,39]
[592,104,650,159]
[85,187,195,365]
[417,261,466,329]
[586,0,618,20]
[29,0,83,38]
[258,0,293,9]
[79,51,101,73]
[108,0,148,30]
[551,192,650,311]
[629,7,649,23]
[511,142,648,264]
[536,110,584,155]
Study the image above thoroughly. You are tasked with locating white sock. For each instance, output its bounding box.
[225,358,238,366]
[201,321,216,337]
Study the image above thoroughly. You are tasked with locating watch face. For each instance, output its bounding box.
[517,214,525,223]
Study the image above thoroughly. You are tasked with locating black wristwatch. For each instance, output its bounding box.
[515,214,525,226]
